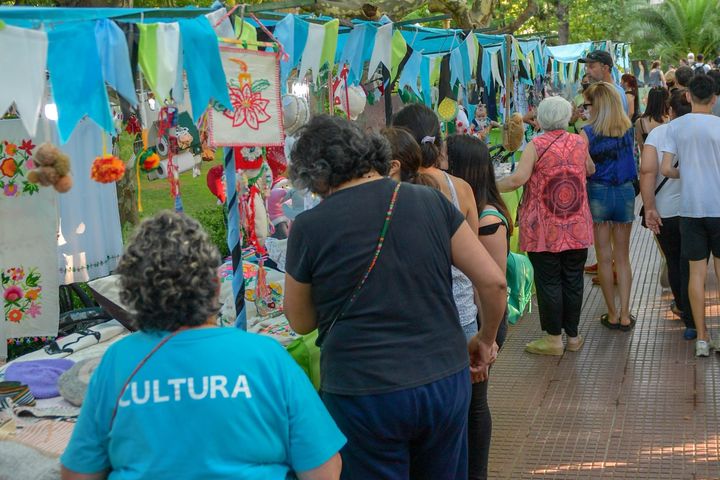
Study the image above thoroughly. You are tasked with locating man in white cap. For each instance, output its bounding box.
[688,52,695,65]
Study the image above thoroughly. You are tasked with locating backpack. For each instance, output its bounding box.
[479,209,535,325]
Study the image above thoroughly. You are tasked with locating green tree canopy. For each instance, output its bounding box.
[629,0,720,62]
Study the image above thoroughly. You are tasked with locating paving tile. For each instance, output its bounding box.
[487,215,720,478]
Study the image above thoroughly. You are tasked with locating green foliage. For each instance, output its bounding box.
[629,0,720,61]
[492,0,638,43]
[193,205,230,257]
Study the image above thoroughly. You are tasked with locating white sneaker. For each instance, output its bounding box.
[696,340,711,357]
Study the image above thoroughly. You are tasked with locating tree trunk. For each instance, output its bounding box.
[556,0,570,45]
[116,173,139,231]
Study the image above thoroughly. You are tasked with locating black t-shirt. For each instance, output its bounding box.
[286,178,468,395]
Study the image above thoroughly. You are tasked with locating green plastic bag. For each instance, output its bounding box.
[506,251,534,325]
[286,330,321,390]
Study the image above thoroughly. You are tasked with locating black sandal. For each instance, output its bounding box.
[619,314,636,332]
[600,313,620,330]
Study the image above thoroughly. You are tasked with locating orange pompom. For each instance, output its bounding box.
[90,155,125,183]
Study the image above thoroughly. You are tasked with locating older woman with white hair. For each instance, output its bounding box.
[498,96,596,355]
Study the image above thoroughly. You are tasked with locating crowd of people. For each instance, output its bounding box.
[57,49,720,480]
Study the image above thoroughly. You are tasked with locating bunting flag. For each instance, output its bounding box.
[138,22,181,102]
[47,22,113,144]
[450,45,465,87]
[94,19,138,107]
[235,19,258,50]
[320,19,340,74]
[420,56,432,107]
[0,24,47,138]
[179,17,232,122]
[339,23,373,85]
[206,7,235,39]
[368,22,392,78]
[298,22,325,83]
[467,33,479,77]
[390,30,407,81]
[273,14,309,87]
[398,49,423,96]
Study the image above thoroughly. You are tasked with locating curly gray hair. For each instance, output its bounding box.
[115,211,221,331]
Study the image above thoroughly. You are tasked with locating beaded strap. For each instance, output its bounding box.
[318,182,401,346]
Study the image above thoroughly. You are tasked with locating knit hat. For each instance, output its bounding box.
[58,357,101,407]
[5,359,75,399]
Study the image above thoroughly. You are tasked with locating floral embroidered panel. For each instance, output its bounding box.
[0,120,60,340]
[208,48,285,148]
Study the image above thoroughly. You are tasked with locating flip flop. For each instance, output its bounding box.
[619,314,637,332]
[600,313,620,330]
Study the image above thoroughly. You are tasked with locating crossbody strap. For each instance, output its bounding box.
[318,182,401,346]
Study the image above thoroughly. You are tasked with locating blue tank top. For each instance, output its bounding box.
[583,126,637,185]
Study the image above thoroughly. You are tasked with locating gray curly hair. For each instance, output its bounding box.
[115,211,221,331]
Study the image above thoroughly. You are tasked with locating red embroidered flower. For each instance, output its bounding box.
[0,158,17,177]
[8,309,23,323]
[4,285,23,302]
[19,139,35,156]
[225,84,271,130]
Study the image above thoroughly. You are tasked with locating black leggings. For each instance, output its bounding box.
[468,313,507,479]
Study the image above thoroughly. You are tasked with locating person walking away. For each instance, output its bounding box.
[621,74,641,121]
[579,50,630,114]
[660,75,720,357]
[675,66,695,88]
[693,54,711,74]
[635,87,669,151]
[498,96,595,354]
[640,88,697,339]
[581,82,637,331]
[284,115,507,478]
[447,134,511,480]
[649,61,666,88]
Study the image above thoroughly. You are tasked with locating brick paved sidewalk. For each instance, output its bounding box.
[488,220,720,479]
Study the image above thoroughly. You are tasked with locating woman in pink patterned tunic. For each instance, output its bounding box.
[498,96,595,356]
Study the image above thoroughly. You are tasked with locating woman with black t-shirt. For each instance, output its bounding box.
[284,115,507,480]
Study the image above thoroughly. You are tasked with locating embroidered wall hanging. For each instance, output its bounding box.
[209,48,285,147]
[0,120,60,340]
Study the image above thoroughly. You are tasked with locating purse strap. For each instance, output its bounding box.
[318,182,401,346]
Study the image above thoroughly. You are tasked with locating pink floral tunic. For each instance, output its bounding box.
[518,130,594,253]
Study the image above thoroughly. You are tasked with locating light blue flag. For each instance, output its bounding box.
[398,49,423,96]
[94,19,137,107]
[48,22,113,143]
[274,14,309,88]
[459,39,472,85]
[340,24,375,85]
[179,17,232,121]
[339,24,366,84]
[450,46,464,87]
[420,55,432,107]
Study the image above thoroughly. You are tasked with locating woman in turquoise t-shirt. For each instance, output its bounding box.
[61,212,345,480]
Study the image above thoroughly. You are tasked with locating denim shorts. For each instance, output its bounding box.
[587,181,635,224]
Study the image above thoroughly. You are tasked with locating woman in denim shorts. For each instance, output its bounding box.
[581,82,637,331]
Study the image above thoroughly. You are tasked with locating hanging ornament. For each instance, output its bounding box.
[138,149,161,172]
[234,146,264,170]
[91,154,125,183]
[125,114,142,135]
[26,143,74,193]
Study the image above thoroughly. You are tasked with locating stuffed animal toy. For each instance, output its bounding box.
[26,143,73,193]
[503,112,525,153]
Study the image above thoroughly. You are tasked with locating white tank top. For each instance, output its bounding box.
[442,172,478,327]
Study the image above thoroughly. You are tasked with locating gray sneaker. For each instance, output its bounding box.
[696,340,711,357]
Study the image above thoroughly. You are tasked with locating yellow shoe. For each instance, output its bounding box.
[525,336,564,356]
